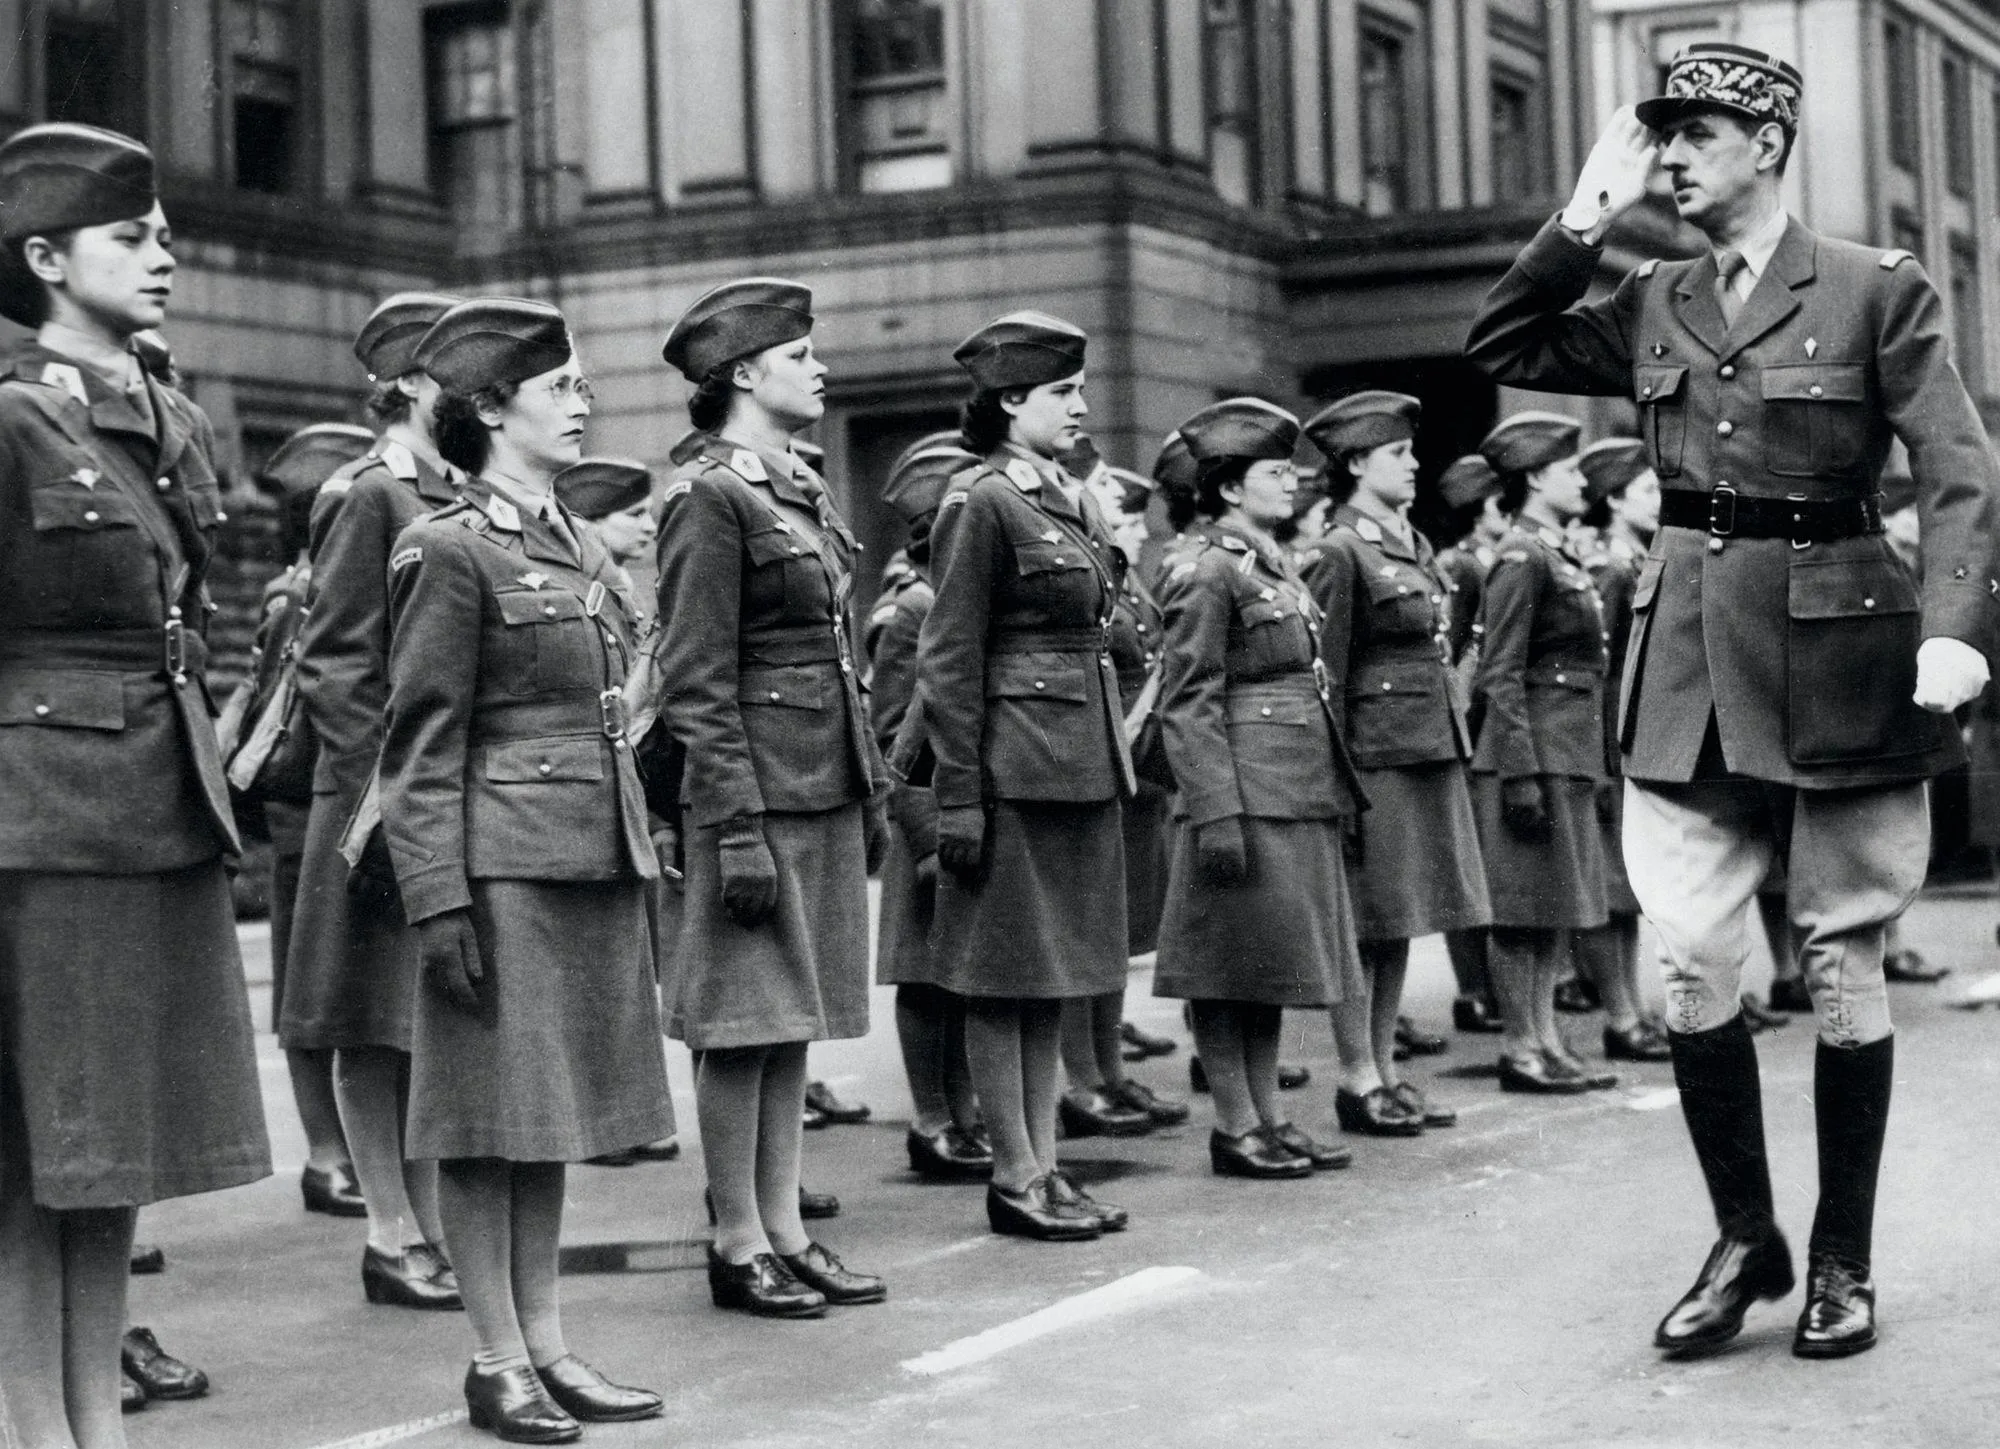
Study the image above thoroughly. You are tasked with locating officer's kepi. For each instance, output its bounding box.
[1637,42,1802,137]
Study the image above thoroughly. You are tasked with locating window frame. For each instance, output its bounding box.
[830,0,959,196]
[219,0,318,197]
[1355,1,1432,217]
[1884,14,1920,174]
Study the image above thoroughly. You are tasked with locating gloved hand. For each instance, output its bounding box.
[650,823,682,886]
[1342,815,1364,868]
[1195,816,1249,886]
[418,909,483,1011]
[1560,106,1656,240]
[1914,636,1991,713]
[1501,777,1553,841]
[913,852,939,914]
[935,804,988,881]
[346,826,400,904]
[864,795,890,875]
[718,814,779,928]
[1595,779,1619,825]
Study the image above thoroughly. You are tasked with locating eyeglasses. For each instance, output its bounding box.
[540,375,595,405]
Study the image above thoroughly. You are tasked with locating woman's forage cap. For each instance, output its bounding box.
[0,122,156,242]
[356,292,463,382]
[1480,411,1582,474]
[662,277,814,383]
[953,311,1087,391]
[1579,437,1649,505]
[1177,397,1302,464]
[1304,390,1421,460]
[416,297,573,392]
[258,423,377,500]
[554,458,653,520]
[1438,454,1501,510]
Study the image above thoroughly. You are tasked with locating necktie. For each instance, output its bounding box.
[1715,249,1748,328]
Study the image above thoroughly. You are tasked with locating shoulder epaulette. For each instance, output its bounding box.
[1635,258,1662,279]
[1501,549,1529,563]
[321,476,353,498]
[1880,249,1915,270]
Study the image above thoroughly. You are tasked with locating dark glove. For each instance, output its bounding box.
[1195,816,1249,886]
[1594,780,1618,826]
[1342,815,1364,868]
[913,852,939,915]
[650,824,683,886]
[346,826,400,904]
[1501,777,1552,842]
[935,804,988,881]
[864,795,890,875]
[418,909,483,1011]
[718,814,779,927]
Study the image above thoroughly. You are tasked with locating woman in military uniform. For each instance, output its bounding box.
[1152,399,1363,1178]
[1300,393,1491,1136]
[870,438,993,1181]
[1469,413,1617,1095]
[380,299,671,1441]
[0,122,272,1445]
[283,291,466,1309]
[897,311,1136,1240]
[654,280,888,1317]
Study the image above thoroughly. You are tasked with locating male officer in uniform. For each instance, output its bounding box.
[1466,43,1999,1360]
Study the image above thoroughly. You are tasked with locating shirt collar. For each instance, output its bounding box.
[1717,205,1790,283]
[484,471,560,524]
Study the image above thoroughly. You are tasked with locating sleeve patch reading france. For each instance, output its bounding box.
[391,546,423,570]
[662,479,693,504]
[940,489,969,510]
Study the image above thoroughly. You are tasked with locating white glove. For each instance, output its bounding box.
[1913,636,1990,713]
[1561,107,1657,239]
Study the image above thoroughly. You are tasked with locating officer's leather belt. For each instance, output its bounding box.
[470,696,622,744]
[0,626,207,676]
[1660,487,1882,542]
[990,628,1106,654]
[742,627,842,667]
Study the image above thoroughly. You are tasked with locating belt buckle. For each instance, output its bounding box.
[1312,657,1332,700]
[163,617,188,682]
[1788,492,1813,552]
[598,688,627,741]
[1708,484,1738,538]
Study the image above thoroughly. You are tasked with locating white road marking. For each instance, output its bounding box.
[303,1410,466,1449]
[893,1234,994,1268]
[901,1265,1201,1376]
[1627,1088,1682,1111]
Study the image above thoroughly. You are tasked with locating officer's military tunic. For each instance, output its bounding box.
[653,441,881,1049]
[1583,526,1644,916]
[380,484,670,1161]
[1112,569,1171,956]
[868,565,942,986]
[281,440,458,1054]
[1304,506,1490,942]
[1469,522,1611,930]
[0,345,270,1208]
[1151,520,1365,1007]
[907,445,1135,999]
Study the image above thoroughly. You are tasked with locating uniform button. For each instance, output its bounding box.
[1719,364,1736,379]
[537,762,553,776]
[168,605,183,619]
[1708,537,1725,554]
[1642,385,1655,398]
[1054,555,1067,565]
[83,509,98,522]
[542,605,556,617]
[1716,421,1733,437]
[216,510,228,522]
[1397,585,1410,595]
[155,477,172,491]
[1555,672,1567,684]
[33,704,49,718]
[769,690,782,701]
[1809,385,1824,398]
[1033,680,1046,690]
[790,545,803,555]
[1381,681,1392,691]
[1136,624,1147,634]
[1260,706,1273,717]
[1863,597,1876,609]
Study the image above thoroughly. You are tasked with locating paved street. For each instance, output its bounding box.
[121,890,2000,1449]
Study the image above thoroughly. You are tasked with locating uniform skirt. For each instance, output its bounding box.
[0,862,272,1209]
[265,799,311,1030]
[1472,773,1608,931]
[1122,782,1171,957]
[278,792,419,1052]
[876,823,941,987]
[408,877,670,1161]
[1153,815,1360,1007]
[1349,761,1492,943]
[1598,778,1641,916]
[671,802,871,1049]
[932,799,1127,999]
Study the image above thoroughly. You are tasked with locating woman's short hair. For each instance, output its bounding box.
[959,386,1015,456]
[365,377,412,426]
[432,381,519,475]
[687,368,735,434]
[0,231,76,330]
[1193,456,1253,519]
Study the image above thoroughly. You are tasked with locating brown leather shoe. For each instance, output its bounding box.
[1497,1054,1589,1095]
[362,1242,462,1310]
[1389,1082,1457,1128]
[1210,1128,1312,1178]
[463,1362,581,1443]
[705,1247,828,1318]
[986,1176,1102,1240]
[1335,1087,1424,1136]
[122,1327,207,1401]
[778,1241,887,1304]
[1263,1121,1352,1169]
[1047,1170,1129,1231]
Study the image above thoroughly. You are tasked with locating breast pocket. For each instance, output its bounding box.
[492,589,596,695]
[1763,364,1870,477]
[1786,551,1939,763]
[743,524,813,614]
[1362,569,1436,637]
[29,480,140,533]
[0,669,126,731]
[1635,365,1689,477]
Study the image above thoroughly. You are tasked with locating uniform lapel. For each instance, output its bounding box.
[1719,220,1815,365]
[1672,253,1729,358]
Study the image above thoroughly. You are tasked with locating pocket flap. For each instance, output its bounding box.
[1238,597,1290,628]
[1762,364,1867,403]
[0,669,126,730]
[1347,659,1436,697]
[483,738,604,783]
[744,526,805,567]
[495,590,584,626]
[1635,364,1687,404]
[1525,664,1598,691]
[1788,558,1918,619]
[1013,538,1089,576]
[1631,556,1664,611]
[986,654,1089,702]
[29,484,137,532]
[738,664,829,710]
[1225,693,1316,725]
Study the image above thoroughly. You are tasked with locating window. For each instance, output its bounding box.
[841,0,952,194]
[1488,72,1544,198]
[1360,21,1412,214]
[1204,0,1258,207]
[427,2,522,231]
[45,0,128,132]
[230,0,302,193]
[1944,50,1974,197]
[1951,236,1983,393]
[1885,18,1919,172]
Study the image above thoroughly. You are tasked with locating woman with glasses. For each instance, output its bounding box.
[1151,399,1363,1178]
[380,298,671,1442]
[654,279,888,1317]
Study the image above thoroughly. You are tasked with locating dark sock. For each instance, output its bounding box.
[1668,1014,1776,1240]
[1808,1034,1894,1271]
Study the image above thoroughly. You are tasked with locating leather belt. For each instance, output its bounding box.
[990,627,1108,655]
[0,625,208,676]
[470,695,626,744]
[1660,486,1882,542]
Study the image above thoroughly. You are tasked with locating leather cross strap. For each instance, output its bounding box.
[1660,487,1883,542]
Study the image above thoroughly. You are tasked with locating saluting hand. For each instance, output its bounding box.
[935,804,988,881]
[1914,636,1992,713]
[718,814,780,928]
[418,909,484,1011]
[1195,816,1249,886]
[1561,106,1656,242]
[1501,777,1553,842]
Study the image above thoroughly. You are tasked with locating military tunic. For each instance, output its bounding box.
[1111,570,1171,956]
[1469,521,1610,930]
[868,566,943,986]
[380,484,670,1161]
[0,345,270,1208]
[653,441,881,1049]
[1303,506,1491,942]
[1151,520,1365,1007]
[902,445,1135,999]
[280,440,458,1054]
